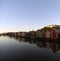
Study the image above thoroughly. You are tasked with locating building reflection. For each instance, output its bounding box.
[8,36,60,52]
[13,36,36,44]
[37,40,60,52]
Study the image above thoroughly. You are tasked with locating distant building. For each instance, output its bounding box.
[36,30,42,37]
[15,32,26,37]
[36,24,60,39]
[50,28,60,39]
[46,31,51,38]
[36,29,46,38]
[25,31,36,38]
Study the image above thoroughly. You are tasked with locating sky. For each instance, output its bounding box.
[0,0,60,33]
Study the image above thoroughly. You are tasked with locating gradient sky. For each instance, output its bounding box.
[0,0,60,33]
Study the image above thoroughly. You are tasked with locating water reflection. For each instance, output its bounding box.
[0,36,60,61]
[11,36,60,52]
[37,41,60,52]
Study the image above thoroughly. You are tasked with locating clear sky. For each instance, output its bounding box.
[0,0,60,33]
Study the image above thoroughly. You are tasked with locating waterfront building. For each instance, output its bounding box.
[15,32,26,37]
[25,31,36,38]
[46,31,51,38]
[36,24,60,39]
[50,28,60,39]
[36,30,42,37]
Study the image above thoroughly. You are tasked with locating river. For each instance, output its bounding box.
[0,36,60,61]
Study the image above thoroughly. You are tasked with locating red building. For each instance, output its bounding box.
[50,28,60,39]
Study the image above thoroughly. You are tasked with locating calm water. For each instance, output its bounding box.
[0,36,60,61]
